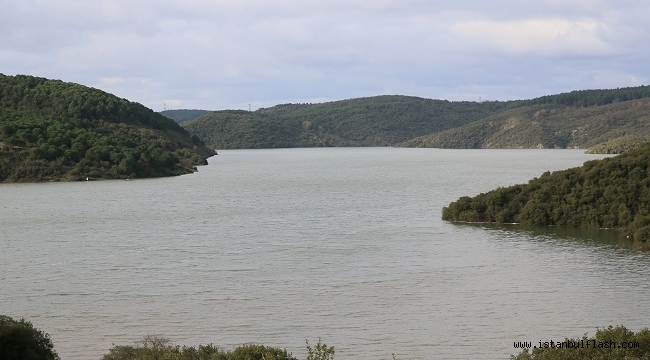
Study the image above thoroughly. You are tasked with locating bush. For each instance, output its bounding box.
[101,336,298,360]
[230,344,296,360]
[0,315,60,360]
[511,325,650,360]
[306,339,334,360]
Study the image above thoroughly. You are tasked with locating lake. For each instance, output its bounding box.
[1,148,649,360]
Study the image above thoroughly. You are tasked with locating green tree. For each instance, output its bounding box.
[0,315,60,360]
[305,339,334,360]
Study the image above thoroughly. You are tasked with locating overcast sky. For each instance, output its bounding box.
[1,0,648,111]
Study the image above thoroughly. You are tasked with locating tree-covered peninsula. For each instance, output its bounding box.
[0,74,215,182]
[442,143,650,247]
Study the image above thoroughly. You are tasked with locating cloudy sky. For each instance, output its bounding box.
[1,0,648,111]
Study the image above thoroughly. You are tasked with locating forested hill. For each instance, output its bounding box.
[181,96,518,149]
[179,86,650,151]
[442,143,650,247]
[0,74,215,182]
[400,86,650,151]
[160,109,211,123]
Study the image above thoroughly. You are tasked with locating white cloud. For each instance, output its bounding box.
[1,0,649,109]
[100,77,124,85]
[450,18,614,56]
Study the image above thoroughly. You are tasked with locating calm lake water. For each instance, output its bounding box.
[1,148,649,360]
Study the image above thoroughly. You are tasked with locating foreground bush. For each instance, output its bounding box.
[0,315,60,360]
[512,326,650,360]
[101,335,299,360]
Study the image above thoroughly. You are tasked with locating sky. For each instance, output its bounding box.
[1,0,649,111]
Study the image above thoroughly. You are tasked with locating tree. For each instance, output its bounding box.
[0,315,60,360]
[306,339,334,360]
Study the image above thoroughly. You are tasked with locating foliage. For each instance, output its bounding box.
[524,85,650,107]
[180,86,650,151]
[101,335,298,360]
[511,326,650,360]
[442,142,650,248]
[305,339,334,360]
[586,134,650,154]
[181,96,517,149]
[0,315,60,360]
[160,109,212,123]
[401,96,650,150]
[0,74,215,182]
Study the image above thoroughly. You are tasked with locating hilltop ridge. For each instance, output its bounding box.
[178,86,650,152]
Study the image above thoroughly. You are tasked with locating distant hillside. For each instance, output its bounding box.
[585,134,650,154]
[182,96,518,149]
[160,109,211,123]
[400,95,650,151]
[180,86,650,151]
[0,74,215,182]
[442,142,650,247]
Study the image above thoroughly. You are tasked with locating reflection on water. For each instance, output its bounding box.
[464,223,635,250]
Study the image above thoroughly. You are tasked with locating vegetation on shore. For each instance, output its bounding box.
[511,326,650,360]
[4,315,650,360]
[442,142,650,247]
[0,315,334,360]
[102,336,334,360]
[101,336,300,360]
[0,74,215,182]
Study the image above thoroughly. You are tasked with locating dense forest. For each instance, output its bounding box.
[179,86,650,151]
[182,96,517,149]
[442,143,650,247]
[160,109,212,123]
[0,74,215,182]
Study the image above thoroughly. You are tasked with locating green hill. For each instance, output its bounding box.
[181,86,650,151]
[400,87,650,151]
[160,109,212,123]
[0,74,215,182]
[182,96,518,149]
[441,142,650,248]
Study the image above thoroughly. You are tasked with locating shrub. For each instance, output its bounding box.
[306,339,334,360]
[101,336,297,360]
[511,325,650,360]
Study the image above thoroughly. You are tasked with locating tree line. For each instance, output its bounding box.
[442,142,650,247]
